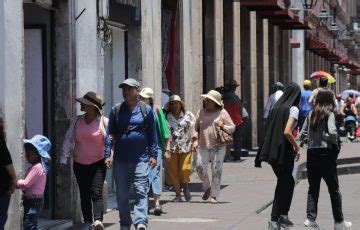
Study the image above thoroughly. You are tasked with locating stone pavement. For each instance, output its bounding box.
[97,142,359,230]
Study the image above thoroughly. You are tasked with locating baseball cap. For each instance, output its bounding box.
[119,78,140,88]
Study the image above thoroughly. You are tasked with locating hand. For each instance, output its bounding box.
[294,146,300,162]
[216,120,224,127]
[192,141,198,152]
[105,158,113,169]
[149,157,157,169]
[164,150,171,162]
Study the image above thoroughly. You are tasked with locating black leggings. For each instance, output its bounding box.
[73,159,106,222]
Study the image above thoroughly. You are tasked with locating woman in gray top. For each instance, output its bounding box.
[300,90,352,230]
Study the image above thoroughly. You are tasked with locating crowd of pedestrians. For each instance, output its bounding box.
[0,75,357,230]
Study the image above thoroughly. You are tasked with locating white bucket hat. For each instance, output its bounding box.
[164,95,186,111]
[201,90,224,107]
[139,87,154,99]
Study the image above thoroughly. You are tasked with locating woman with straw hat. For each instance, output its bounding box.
[193,90,235,204]
[60,91,112,230]
[139,87,171,215]
[164,95,196,202]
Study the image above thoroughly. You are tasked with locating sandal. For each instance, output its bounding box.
[210,197,218,204]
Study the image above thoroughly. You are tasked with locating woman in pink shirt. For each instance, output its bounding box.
[193,90,235,204]
[16,135,52,230]
[61,92,112,230]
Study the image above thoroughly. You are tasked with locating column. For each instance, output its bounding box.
[233,1,241,96]
[250,11,258,148]
[54,0,82,221]
[292,30,305,86]
[214,0,224,88]
[0,1,24,229]
[140,0,162,105]
[263,19,270,114]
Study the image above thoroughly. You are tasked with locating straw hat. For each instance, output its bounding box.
[139,87,154,99]
[164,95,186,111]
[75,91,105,114]
[201,90,224,107]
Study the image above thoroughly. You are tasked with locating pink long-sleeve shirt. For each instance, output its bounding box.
[17,163,46,197]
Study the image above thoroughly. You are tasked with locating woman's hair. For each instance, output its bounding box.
[310,89,335,130]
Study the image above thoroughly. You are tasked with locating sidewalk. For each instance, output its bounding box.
[100,143,359,230]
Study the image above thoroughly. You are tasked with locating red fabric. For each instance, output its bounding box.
[356,127,360,137]
[292,128,298,138]
[224,103,243,126]
[165,14,176,93]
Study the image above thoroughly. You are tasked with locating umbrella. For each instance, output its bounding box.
[310,71,336,84]
[341,89,360,100]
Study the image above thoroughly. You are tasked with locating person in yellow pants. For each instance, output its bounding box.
[164,95,196,202]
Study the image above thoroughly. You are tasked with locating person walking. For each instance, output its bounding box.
[223,79,246,161]
[164,95,196,202]
[105,78,159,230]
[255,83,301,229]
[193,90,235,204]
[300,89,352,230]
[61,91,111,230]
[0,113,16,230]
[298,80,313,131]
[263,82,285,119]
[308,77,336,105]
[17,135,52,230]
[139,87,171,215]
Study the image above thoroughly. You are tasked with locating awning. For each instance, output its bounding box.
[257,10,294,19]
[269,14,311,30]
[240,0,285,11]
[335,57,360,69]
[350,69,360,75]
[306,37,327,51]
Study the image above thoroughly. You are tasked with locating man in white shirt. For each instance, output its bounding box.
[263,82,284,119]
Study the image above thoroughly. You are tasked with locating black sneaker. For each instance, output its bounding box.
[268,221,280,230]
[153,205,162,216]
[278,215,294,227]
[172,195,183,203]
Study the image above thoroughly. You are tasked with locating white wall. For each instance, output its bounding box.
[0,1,25,229]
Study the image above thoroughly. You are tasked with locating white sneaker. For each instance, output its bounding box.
[334,221,352,230]
[93,220,104,230]
[137,223,147,230]
[304,219,320,229]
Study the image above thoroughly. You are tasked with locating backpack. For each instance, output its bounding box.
[114,101,148,133]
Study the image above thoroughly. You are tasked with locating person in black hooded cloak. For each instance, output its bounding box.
[255,82,301,229]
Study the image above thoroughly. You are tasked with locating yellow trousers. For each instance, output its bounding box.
[166,151,192,185]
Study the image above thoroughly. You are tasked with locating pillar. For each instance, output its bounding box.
[0,1,25,229]
[214,0,224,88]
[250,11,258,148]
[292,30,305,86]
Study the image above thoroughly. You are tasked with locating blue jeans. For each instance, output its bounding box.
[0,195,11,230]
[23,198,43,230]
[149,150,162,196]
[113,160,150,227]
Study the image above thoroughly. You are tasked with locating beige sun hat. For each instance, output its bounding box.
[75,91,105,114]
[201,90,224,107]
[164,95,186,111]
[139,87,154,99]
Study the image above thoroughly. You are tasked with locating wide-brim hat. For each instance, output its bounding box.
[201,90,224,107]
[23,135,52,160]
[139,87,154,99]
[164,95,186,111]
[76,91,105,114]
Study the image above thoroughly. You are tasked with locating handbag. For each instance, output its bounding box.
[215,113,233,145]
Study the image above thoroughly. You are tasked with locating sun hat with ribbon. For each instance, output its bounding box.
[201,90,224,108]
[23,135,52,174]
[76,91,105,115]
[164,95,186,111]
[139,87,154,99]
